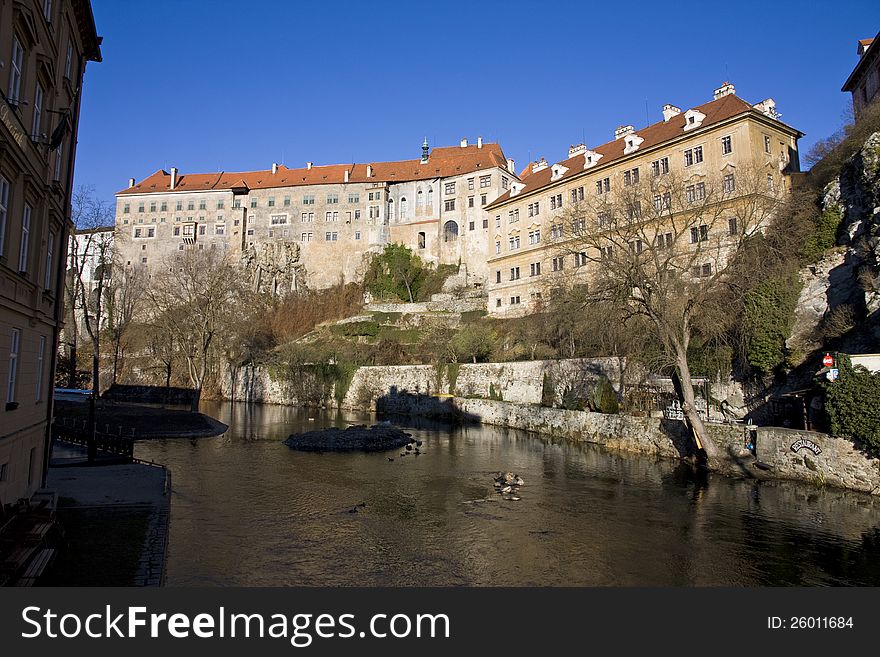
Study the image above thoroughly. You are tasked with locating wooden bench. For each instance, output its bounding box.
[14,548,56,587]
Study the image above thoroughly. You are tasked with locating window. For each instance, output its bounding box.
[651,157,669,177]
[444,182,456,195]
[495,271,502,284]
[599,246,612,260]
[764,135,772,153]
[690,225,709,243]
[721,135,732,155]
[444,199,455,211]
[550,224,564,239]
[723,173,736,194]
[400,197,408,216]
[653,193,671,212]
[502,176,509,189]
[767,174,775,192]
[176,200,183,211]
[495,241,501,254]
[43,0,53,21]
[250,198,257,209]
[53,141,64,182]
[684,146,703,167]
[233,198,241,208]
[215,223,225,235]
[173,226,180,236]
[214,200,223,210]
[325,232,338,241]
[443,220,459,242]
[123,203,130,215]
[7,328,20,404]
[271,214,287,225]
[19,205,31,272]
[354,231,361,240]
[149,202,157,213]
[301,212,314,222]
[551,256,564,271]
[137,203,145,213]
[597,211,611,228]
[529,262,541,277]
[427,187,433,205]
[8,37,24,103]
[692,263,713,278]
[63,41,74,81]
[508,236,520,250]
[199,199,206,210]
[469,221,475,231]
[32,84,44,138]
[627,201,642,221]
[570,186,584,203]
[0,176,9,256]
[44,232,55,290]
[327,194,339,204]
[198,225,205,236]
[369,205,379,219]
[303,195,315,205]
[528,202,539,217]
[468,196,475,208]
[549,193,562,209]
[574,251,588,267]
[480,175,491,188]
[655,232,673,249]
[728,217,738,236]
[528,229,541,245]
[596,178,610,194]
[482,217,488,229]
[35,335,46,402]
[348,193,359,203]
[354,209,361,221]
[623,168,640,186]
[468,178,475,191]
[147,227,155,237]
[510,296,521,305]
[509,267,521,281]
[301,232,312,242]
[629,239,644,254]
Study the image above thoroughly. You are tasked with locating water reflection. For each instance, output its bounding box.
[132,401,880,586]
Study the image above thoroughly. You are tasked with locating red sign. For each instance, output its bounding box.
[823,353,834,367]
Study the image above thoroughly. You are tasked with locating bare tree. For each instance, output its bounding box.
[554,164,784,464]
[104,257,145,385]
[145,247,245,406]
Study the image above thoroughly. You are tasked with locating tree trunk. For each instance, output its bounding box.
[675,347,719,465]
[68,342,77,388]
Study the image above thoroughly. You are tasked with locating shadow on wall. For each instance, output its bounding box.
[375,386,481,425]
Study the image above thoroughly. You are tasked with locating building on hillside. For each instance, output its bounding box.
[65,225,113,336]
[842,31,880,121]
[114,139,518,292]
[484,83,803,317]
[0,0,101,506]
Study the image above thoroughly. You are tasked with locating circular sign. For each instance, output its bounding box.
[822,353,834,367]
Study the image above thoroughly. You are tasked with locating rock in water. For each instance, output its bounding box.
[284,424,415,453]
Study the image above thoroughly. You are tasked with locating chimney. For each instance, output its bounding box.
[272,162,278,174]
[306,162,313,170]
[506,158,515,174]
[128,177,135,188]
[568,143,587,158]
[531,157,549,174]
[366,164,373,178]
[477,136,483,149]
[713,81,735,100]
[344,170,350,183]
[170,167,178,190]
[460,137,468,148]
[662,104,681,122]
[614,125,635,140]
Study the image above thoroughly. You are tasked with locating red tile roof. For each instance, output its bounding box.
[118,144,512,195]
[844,30,880,91]
[486,93,801,209]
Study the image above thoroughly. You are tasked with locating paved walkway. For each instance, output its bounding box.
[47,442,171,586]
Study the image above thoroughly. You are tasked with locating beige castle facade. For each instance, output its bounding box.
[1,0,100,506]
[115,139,517,292]
[484,84,803,317]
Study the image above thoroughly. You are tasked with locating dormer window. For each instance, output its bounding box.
[623,134,644,155]
[510,182,525,197]
[550,164,569,182]
[683,109,706,131]
[583,150,603,170]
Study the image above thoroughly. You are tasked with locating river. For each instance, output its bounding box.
[132,401,880,586]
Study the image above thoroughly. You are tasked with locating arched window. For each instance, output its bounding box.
[416,189,424,207]
[400,197,408,217]
[427,187,433,206]
[443,220,459,243]
[388,198,394,220]
[417,231,426,249]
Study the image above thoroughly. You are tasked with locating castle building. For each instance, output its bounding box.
[843,31,880,120]
[1,0,101,505]
[115,139,517,292]
[484,83,803,317]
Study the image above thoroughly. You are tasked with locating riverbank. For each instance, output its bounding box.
[54,399,228,439]
[44,441,171,586]
[374,394,880,496]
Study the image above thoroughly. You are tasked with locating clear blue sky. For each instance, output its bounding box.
[74,0,880,204]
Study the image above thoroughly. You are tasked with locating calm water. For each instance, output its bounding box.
[133,401,880,586]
